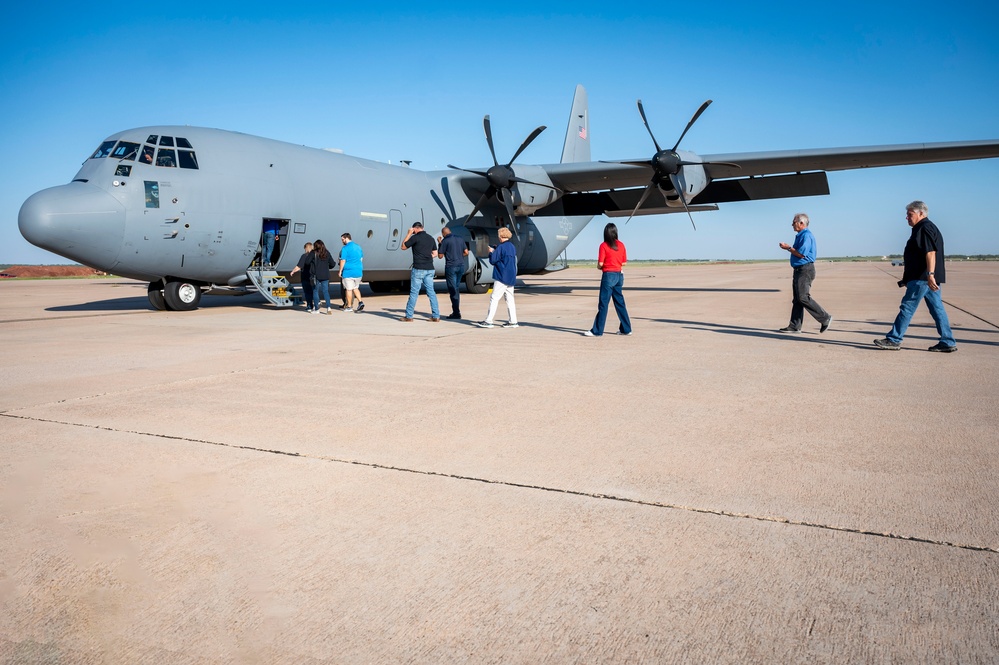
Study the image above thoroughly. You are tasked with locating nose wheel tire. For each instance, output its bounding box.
[163,280,202,311]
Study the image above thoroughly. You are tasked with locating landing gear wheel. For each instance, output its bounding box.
[147,282,167,310]
[464,263,488,294]
[163,280,202,311]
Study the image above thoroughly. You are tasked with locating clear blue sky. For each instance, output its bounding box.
[3,2,998,263]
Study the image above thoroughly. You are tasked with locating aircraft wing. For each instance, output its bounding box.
[535,139,999,216]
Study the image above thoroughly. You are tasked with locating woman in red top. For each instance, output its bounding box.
[585,223,632,336]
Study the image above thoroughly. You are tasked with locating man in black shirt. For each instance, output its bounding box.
[874,200,957,352]
[437,227,469,319]
[400,221,440,321]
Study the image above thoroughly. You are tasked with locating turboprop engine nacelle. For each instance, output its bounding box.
[664,150,708,207]
[508,165,559,216]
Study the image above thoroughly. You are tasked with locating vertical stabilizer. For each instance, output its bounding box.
[561,84,590,164]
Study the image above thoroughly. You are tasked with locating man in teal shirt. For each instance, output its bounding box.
[339,233,364,312]
[778,213,832,333]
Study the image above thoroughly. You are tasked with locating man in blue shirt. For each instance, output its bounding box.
[338,233,364,312]
[261,219,281,267]
[778,213,832,333]
[437,227,469,319]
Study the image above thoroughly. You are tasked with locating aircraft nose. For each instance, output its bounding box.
[19,183,126,270]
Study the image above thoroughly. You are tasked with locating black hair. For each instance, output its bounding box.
[604,223,619,250]
[341,232,351,241]
[314,239,329,260]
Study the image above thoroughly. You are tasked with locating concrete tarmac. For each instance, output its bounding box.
[2,262,998,663]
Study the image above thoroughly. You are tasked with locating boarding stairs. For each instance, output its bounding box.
[245,267,296,307]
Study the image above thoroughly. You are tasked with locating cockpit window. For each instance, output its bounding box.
[178,150,199,169]
[90,140,116,159]
[159,136,175,147]
[155,149,177,168]
[111,141,140,161]
[146,135,158,145]
[177,137,193,149]
[140,145,155,164]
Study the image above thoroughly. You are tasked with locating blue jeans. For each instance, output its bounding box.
[590,271,631,336]
[887,280,955,346]
[405,269,439,318]
[314,280,331,310]
[263,231,276,265]
[444,264,464,315]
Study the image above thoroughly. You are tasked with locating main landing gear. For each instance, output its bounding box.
[148,279,203,311]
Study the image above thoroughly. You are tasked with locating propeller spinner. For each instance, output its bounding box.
[448,116,559,238]
[625,99,739,228]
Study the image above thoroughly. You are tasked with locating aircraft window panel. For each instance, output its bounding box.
[115,164,132,177]
[144,181,160,208]
[140,146,155,164]
[90,140,116,159]
[178,150,199,170]
[156,149,177,168]
[177,137,193,149]
[111,141,140,161]
[146,135,158,144]
[159,136,175,147]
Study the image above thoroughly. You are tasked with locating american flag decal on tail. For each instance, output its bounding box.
[578,126,587,139]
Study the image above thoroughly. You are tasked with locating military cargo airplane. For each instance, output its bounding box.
[18,85,999,310]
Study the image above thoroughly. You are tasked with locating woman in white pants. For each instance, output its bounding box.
[477,227,518,328]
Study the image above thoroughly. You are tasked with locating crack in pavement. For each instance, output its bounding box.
[5,411,997,555]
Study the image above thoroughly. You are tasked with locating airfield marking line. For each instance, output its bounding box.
[872,264,999,330]
[1,311,151,324]
[4,410,998,556]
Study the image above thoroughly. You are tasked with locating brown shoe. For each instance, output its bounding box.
[430,317,440,322]
[400,317,414,322]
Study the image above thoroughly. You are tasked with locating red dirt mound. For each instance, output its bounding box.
[2,265,104,278]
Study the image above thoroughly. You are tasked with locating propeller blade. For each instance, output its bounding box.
[511,175,563,193]
[500,188,521,240]
[447,165,490,178]
[677,160,741,169]
[483,116,499,166]
[507,126,547,166]
[699,160,741,169]
[625,182,656,224]
[464,189,495,224]
[671,99,713,152]
[669,173,696,231]
[636,100,663,154]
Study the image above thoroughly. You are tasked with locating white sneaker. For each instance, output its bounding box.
[583,331,596,337]
[502,322,519,328]
[325,308,332,315]
[477,321,494,328]
[617,331,632,336]
[343,307,354,313]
